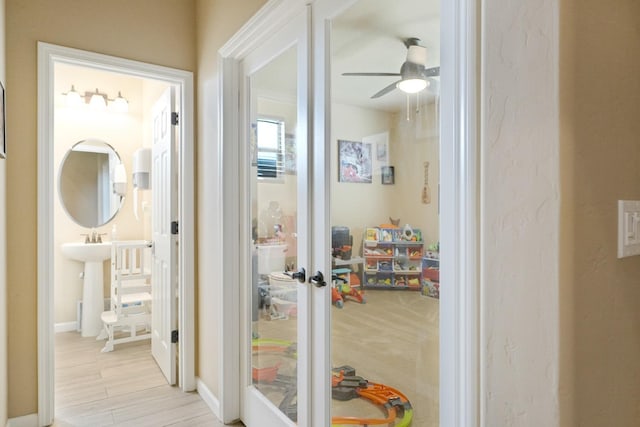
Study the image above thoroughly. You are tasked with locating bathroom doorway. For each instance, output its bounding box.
[37,43,195,426]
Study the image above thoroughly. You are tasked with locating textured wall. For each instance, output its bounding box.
[482,0,560,424]
[560,0,640,425]
[5,0,195,417]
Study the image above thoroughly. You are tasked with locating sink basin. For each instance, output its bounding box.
[61,242,111,263]
[61,241,112,337]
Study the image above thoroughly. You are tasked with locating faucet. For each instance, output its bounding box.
[81,229,106,243]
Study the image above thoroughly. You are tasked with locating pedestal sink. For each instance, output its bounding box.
[61,242,112,337]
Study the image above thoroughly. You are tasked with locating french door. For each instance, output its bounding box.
[239,4,320,426]
[229,0,468,425]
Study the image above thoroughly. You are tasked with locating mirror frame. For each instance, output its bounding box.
[57,138,125,228]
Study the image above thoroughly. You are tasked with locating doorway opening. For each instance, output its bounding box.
[37,43,195,426]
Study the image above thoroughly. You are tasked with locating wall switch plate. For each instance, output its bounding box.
[618,200,640,258]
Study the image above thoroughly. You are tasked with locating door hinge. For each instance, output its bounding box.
[171,112,179,126]
[171,221,179,235]
[171,330,179,343]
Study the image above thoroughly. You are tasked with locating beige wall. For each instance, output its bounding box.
[560,0,640,425]
[482,0,560,424]
[5,0,195,417]
[195,0,267,402]
[330,103,393,250]
[0,0,7,423]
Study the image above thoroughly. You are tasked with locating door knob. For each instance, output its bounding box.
[284,267,306,283]
[309,271,326,287]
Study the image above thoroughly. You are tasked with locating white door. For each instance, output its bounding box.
[240,5,316,426]
[151,86,178,385]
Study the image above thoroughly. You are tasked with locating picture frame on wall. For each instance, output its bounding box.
[284,133,296,174]
[338,139,372,183]
[0,81,5,159]
[381,166,395,185]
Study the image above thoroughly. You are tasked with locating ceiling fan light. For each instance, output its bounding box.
[397,78,428,94]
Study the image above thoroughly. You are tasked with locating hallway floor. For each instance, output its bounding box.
[53,332,241,427]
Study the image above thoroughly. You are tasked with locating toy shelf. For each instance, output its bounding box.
[422,253,440,299]
[362,226,424,291]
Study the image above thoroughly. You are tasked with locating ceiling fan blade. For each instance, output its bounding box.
[342,72,401,77]
[371,80,401,99]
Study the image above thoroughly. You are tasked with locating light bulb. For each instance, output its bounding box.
[111,91,129,113]
[89,89,107,111]
[65,85,82,108]
[397,78,428,94]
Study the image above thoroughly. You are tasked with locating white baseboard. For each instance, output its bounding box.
[196,377,220,420]
[6,413,37,427]
[54,321,78,333]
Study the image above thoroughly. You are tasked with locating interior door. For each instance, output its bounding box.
[240,5,315,426]
[151,86,178,385]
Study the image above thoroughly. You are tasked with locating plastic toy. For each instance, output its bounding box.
[252,339,413,426]
[331,271,366,308]
[332,365,413,426]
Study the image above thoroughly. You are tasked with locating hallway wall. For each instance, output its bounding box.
[194,0,267,405]
[560,0,640,425]
[5,0,196,417]
[0,0,7,424]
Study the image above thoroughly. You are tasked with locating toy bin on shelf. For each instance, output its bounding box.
[422,254,440,298]
[362,225,424,290]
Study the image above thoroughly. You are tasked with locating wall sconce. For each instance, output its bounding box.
[63,85,129,113]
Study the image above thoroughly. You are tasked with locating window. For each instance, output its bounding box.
[256,118,285,179]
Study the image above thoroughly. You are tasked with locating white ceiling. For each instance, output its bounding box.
[332,0,440,112]
[251,0,440,113]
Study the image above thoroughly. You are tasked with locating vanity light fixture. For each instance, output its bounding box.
[111,91,129,113]
[64,85,83,108]
[89,88,107,111]
[63,85,129,113]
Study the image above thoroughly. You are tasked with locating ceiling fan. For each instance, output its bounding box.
[342,37,440,99]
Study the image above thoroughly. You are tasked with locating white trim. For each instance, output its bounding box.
[6,414,38,427]
[37,42,196,427]
[440,0,480,425]
[196,377,222,421]
[218,1,309,423]
[54,322,77,333]
[218,54,241,423]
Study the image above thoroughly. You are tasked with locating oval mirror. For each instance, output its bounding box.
[58,139,125,228]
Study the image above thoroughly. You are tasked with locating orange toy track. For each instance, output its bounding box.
[331,367,413,426]
[252,341,413,426]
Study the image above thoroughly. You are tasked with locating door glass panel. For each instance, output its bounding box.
[330,1,440,425]
[249,45,299,421]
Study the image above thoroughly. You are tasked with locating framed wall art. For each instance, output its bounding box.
[381,166,395,185]
[338,139,372,183]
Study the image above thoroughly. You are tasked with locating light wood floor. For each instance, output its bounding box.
[255,289,440,426]
[55,290,438,426]
[53,332,241,427]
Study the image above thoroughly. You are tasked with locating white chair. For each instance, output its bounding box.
[100,240,153,352]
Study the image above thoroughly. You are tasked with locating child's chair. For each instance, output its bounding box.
[100,240,153,352]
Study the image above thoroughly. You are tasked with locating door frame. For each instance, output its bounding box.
[236,5,311,426]
[36,42,196,426]
[218,0,479,424]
